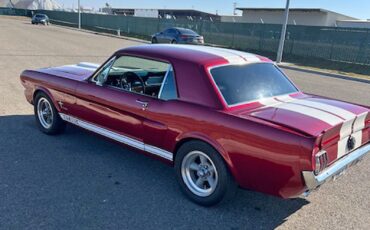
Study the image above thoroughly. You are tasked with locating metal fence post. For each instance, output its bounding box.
[276,0,290,63]
[78,0,81,29]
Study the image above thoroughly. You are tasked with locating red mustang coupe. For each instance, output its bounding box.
[20,45,370,206]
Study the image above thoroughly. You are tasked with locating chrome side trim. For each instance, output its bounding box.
[59,113,173,161]
[303,143,370,190]
[145,144,173,161]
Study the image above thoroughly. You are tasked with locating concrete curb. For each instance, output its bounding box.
[279,64,370,84]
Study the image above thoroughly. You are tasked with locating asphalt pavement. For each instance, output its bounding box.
[0,16,369,230]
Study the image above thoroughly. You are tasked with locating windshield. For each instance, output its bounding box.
[210,63,298,106]
[35,14,46,18]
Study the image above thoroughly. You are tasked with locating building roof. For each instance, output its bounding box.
[237,8,328,12]
[236,8,357,20]
[337,19,370,23]
[105,8,218,16]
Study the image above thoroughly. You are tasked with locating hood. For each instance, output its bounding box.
[37,62,100,81]
[233,93,369,137]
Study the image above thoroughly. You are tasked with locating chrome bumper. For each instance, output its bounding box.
[303,143,370,191]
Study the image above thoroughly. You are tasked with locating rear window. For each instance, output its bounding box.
[210,63,298,106]
[178,28,198,36]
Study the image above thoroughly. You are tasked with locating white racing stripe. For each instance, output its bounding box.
[259,95,343,126]
[175,45,246,64]
[157,44,263,65]
[340,118,356,139]
[59,113,173,161]
[258,95,367,159]
[290,99,356,120]
[62,62,99,71]
[77,62,100,69]
[209,47,261,62]
[64,64,97,71]
[353,112,368,132]
[287,98,358,140]
[272,103,344,126]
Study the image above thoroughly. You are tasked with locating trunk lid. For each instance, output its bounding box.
[231,93,370,164]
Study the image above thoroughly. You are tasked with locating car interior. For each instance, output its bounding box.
[95,56,170,98]
[104,67,167,97]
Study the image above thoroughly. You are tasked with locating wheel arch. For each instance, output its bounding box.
[33,87,61,112]
[173,134,239,181]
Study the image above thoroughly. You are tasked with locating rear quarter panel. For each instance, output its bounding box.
[156,100,315,198]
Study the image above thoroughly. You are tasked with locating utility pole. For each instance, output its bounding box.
[78,0,81,29]
[276,0,290,63]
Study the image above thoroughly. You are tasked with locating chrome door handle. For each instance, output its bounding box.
[136,99,149,110]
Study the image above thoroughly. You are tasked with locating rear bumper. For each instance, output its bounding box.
[179,40,204,45]
[302,143,370,191]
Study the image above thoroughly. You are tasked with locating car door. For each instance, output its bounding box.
[157,29,169,43]
[141,66,179,159]
[165,29,177,43]
[67,55,171,153]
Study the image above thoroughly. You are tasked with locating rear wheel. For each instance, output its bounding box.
[34,92,66,135]
[175,141,237,206]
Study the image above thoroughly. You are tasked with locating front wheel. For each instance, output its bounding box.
[175,141,237,206]
[34,92,66,135]
[151,37,158,44]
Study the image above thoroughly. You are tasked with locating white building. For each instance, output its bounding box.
[337,19,370,29]
[222,8,357,27]
[1,0,61,10]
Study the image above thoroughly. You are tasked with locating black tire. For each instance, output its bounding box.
[175,140,237,206]
[171,39,177,44]
[34,92,66,135]
[151,37,158,44]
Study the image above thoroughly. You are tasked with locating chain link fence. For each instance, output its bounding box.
[2,8,370,67]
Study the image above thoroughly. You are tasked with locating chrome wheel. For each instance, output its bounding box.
[37,97,53,129]
[181,150,218,197]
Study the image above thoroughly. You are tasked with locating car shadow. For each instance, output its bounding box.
[0,114,309,229]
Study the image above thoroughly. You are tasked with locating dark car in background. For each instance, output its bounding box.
[31,14,50,25]
[151,27,204,45]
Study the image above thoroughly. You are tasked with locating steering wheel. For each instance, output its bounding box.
[120,72,145,94]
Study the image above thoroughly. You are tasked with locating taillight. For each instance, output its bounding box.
[180,35,190,39]
[314,150,328,175]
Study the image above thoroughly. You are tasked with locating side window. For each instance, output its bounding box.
[159,67,178,100]
[167,29,176,35]
[95,55,170,98]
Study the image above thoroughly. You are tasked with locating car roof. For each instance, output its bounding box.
[118,44,271,66]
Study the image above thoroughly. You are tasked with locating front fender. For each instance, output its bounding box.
[33,86,62,112]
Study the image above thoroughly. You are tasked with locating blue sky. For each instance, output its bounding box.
[59,0,369,19]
